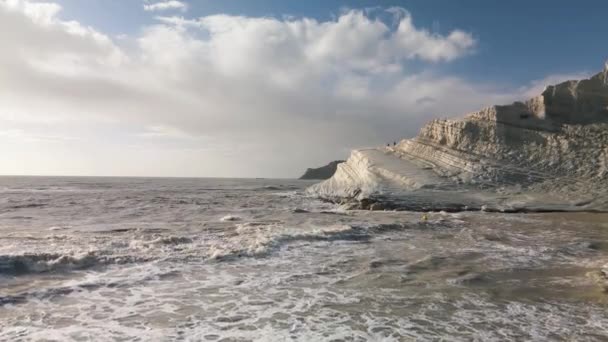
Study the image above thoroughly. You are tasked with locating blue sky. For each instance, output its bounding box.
[53,0,607,85]
[0,0,605,177]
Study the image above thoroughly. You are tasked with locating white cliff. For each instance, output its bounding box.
[308,64,608,212]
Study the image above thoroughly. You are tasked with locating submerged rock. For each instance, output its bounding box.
[308,63,608,212]
[369,202,385,211]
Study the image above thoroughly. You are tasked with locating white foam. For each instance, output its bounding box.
[220,215,242,222]
[207,223,366,260]
[48,226,68,231]
[2,177,608,341]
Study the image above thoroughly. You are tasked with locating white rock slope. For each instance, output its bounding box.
[309,64,608,212]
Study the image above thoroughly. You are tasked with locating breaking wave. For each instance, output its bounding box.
[208,222,412,261]
[0,252,150,276]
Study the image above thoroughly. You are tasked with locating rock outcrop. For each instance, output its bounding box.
[299,160,345,180]
[308,63,608,212]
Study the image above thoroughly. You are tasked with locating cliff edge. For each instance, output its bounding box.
[299,160,345,180]
[308,63,608,212]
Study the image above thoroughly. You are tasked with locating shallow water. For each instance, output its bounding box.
[0,177,607,341]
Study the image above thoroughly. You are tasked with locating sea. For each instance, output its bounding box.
[1,176,607,341]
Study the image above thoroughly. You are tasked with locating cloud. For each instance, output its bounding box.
[393,14,475,62]
[0,1,583,177]
[143,1,187,12]
[138,125,195,139]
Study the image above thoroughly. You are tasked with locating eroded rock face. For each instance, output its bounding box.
[308,64,608,212]
[299,160,345,180]
[542,67,608,124]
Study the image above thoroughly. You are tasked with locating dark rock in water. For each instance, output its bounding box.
[359,198,373,210]
[340,201,361,210]
[588,241,608,251]
[369,202,385,211]
[299,160,345,180]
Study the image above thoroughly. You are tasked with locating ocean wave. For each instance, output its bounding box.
[256,185,300,191]
[259,186,282,191]
[208,223,407,261]
[128,235,194,249]
[150,236,193,245]
[207,219,463,261]
[48,226,70,231]
[0,266,181,307]
[220,215,242,222]
[5,203,47,210]
[0,252,150,276]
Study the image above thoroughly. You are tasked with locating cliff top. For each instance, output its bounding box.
[299,160,345,180]
[462,62,608,130]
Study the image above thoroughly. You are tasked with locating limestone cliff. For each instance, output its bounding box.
[308,63,608,212]
[299,160,345,180]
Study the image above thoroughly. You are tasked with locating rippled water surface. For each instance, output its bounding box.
[1,176,608,341]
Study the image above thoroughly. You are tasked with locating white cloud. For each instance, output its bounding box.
[0,128,78,143]
[0,1,584,177]
[2,0,60,24]
[393,13,475,62]
[143,1,187,12]
[138,125,195,139]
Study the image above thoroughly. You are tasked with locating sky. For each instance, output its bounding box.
[0,0,606,178]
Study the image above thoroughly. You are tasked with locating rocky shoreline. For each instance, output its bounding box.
[308,63,608,213]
